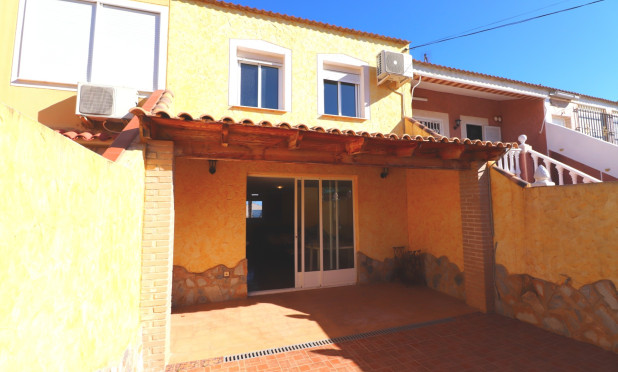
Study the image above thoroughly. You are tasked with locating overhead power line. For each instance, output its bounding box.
[409,0,604,50]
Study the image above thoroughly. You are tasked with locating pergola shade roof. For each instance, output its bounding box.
[130,91,516,170]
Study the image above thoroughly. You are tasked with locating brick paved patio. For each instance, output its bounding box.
[170,283,477,364]
[167,283,617,371]
[166,312,618,371]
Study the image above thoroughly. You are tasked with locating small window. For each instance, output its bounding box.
[415,117,444,135]
[229,40,291,111]
[240,63,279,109]
[324,79,357,117]
[317,54,369,119]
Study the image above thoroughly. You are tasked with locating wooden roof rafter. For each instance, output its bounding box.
[136,114,512,171]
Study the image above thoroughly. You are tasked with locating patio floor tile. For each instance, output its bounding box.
[166,312,618,372]
[170,283,476,364]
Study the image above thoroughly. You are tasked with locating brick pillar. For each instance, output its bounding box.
[459,161,495,313]
[141,140,175,371]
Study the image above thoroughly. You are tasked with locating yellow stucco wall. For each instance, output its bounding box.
[174,159,409,272]
[167,0,411,136]
[0,104,145,371]
[406,169,464,269]
[491,168,618,287]
[0,0,169,131]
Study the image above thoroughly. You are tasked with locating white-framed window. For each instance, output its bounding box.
[412,110,449,137]
[415,117,444,135]
[317,54,369,119]
[229,40,291,111]
[12,0,168,93]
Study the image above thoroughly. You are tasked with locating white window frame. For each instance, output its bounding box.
[323,71,359,117]
[317,54,369,120]
[11,0,168,92]
[238,61,281,110]
[415,116,446,136]
[229,40,291,111]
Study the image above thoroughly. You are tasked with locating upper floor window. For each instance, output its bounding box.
[240,63,279,109]
[318,54,369,119]
[229,40,291,111]
[12,0,168,93]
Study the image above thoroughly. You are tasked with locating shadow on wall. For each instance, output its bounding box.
[495,264,618,352]
[38,95,82,129]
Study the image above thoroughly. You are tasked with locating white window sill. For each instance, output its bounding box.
[230,105,287,115]
[319,114,366,123]
[11,79,154,98]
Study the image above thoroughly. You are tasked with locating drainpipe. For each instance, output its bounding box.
[388,76,422,135]
[410,74,422,116]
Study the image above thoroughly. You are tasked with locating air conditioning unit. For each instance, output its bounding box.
[376,50,413,85]
[75,82,138,119]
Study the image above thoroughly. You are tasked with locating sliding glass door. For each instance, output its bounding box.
[295,178,356,288]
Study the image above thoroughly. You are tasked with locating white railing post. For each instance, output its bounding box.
[518,134,532,182]
[555,165,565,186]
[494,134,601,185]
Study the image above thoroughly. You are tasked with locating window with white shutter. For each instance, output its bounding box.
[483,126,502,142]
[317,54,370,119]
[228,39,291,111]
[12,0,168,92]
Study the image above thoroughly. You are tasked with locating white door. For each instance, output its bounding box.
[295,178,356,288]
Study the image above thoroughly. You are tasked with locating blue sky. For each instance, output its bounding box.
[231,0,618,101]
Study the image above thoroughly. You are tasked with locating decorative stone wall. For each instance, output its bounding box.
[495,264,618,352]
[96,328,143,372]
[358,252,395,284]
[422,253,465,301]
[172,260,248,308]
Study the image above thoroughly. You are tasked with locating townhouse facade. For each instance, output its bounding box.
[2,1,616,371]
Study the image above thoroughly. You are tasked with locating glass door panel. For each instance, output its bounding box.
[295,178,355,288]
[322,180,354,271]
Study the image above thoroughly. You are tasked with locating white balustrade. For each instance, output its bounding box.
[495,134,601,186]
[496,147,521,178]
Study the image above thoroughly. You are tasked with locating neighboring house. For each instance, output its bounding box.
[412,60,618,181]
[2,1,616,372]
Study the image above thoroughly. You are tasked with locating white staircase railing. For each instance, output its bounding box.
[495,134,602,186]
[495,147,521,178]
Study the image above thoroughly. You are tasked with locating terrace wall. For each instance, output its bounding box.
[0,104,146,370]
[491,167,618,352]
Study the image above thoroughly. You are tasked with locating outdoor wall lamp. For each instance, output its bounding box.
[494,115,503,123]
[453,119,461,130]
[208,160,217,174]
[380,167,389,179]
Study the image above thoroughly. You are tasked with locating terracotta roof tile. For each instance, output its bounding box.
[130,106,516,149]
[130,91,516,149]
[56,130,116,142]
[196,0,409,46]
